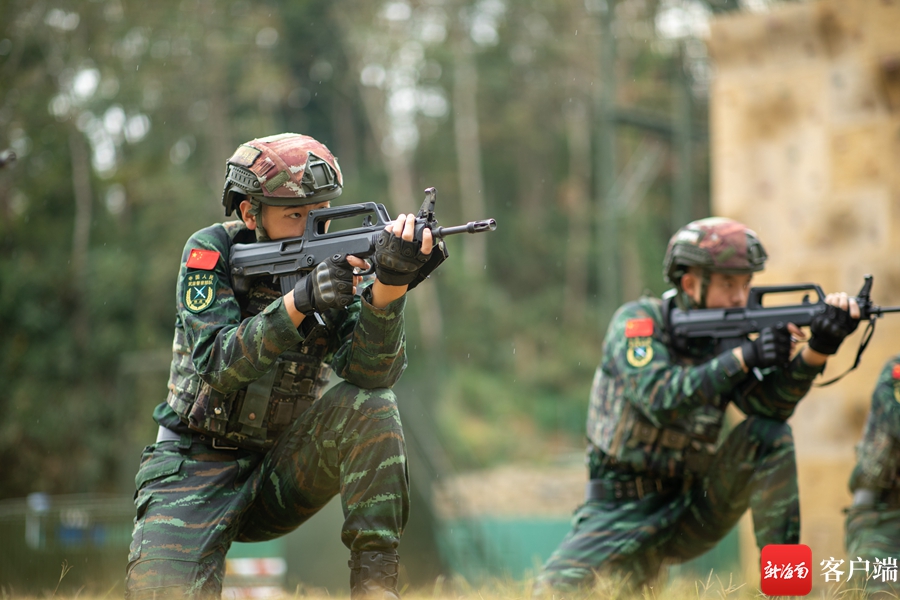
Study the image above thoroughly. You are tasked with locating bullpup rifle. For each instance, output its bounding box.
[668,275,900,383]
[230,187,497,295]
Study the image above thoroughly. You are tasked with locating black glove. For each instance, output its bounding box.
[808,304,859,355]
[374,229,430,286]
[293,254,354,314]
[741,323,792,370]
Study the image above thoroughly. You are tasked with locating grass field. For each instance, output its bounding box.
[3,572,891,600]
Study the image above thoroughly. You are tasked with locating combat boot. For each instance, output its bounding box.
[349,550,401,600]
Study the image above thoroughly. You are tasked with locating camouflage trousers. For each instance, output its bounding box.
[536,416,799,592]
[125,382,409,599]
[845,505,900,598]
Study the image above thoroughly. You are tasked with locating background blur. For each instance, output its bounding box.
[1,0,898,595]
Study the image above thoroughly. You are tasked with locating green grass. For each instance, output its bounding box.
[1,569,893,600]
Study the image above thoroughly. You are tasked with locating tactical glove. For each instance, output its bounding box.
[374,229,431,286]
[808,304,859,355]
[293,254,354,314]
[741,323,792,370]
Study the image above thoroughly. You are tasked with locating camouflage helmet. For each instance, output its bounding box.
[221,133,343,216]
[663,217,767,285]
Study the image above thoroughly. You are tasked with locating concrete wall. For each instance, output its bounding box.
[708,0,900,584]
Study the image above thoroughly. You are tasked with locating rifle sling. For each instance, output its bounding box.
[815,317,876,387]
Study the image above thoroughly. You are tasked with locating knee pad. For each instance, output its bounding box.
[740,416,794,461]
[319,381,399,421]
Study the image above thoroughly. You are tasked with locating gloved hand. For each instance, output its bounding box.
[741,323,792,370]
[808,304,860,355]
[374,228,430,286]
[293,254,354,314]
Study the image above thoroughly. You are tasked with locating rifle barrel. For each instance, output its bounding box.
[435,219,497,237]
[874,306,900,315]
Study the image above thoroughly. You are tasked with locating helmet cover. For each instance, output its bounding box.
[663,217,767,285]
[222,132,343,216]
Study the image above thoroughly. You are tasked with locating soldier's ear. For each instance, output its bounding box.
[680,271,700,303]
[239,199,257,230]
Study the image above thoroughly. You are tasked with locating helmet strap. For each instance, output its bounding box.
[698,269,710,309]
[674,268,708,310]
[247,197,271,242]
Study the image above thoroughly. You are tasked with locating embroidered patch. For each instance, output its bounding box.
[186,248,220,270]
[894,382,900,404]
[229,145,262,167]
[892,364,900,379]
[625,318,654,338]
[184,272,217,313]
[626,338,654,368]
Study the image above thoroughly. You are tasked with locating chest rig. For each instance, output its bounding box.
[588,297,726,480]
[185,277,335,451]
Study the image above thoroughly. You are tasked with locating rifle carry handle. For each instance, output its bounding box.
[746,283,826,311]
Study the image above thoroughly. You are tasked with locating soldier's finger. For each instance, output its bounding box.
[346,255,367,268]
[401,213,416,241]
[824,292,849,311]
[787,323,807,341]
[421,227,434,255]
[391,214,407,236]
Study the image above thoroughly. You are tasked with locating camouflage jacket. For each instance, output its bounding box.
[155,220,407,450]
[849,353,900,492]
[587,294,824,480]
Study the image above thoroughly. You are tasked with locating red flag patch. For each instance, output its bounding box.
[625,318,654,338]
[186,248,220,270]
[892,364,900,380]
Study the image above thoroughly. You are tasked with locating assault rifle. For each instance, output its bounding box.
[230,187,497,295]
[668,275,900,383]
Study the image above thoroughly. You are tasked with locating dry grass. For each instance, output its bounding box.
[2,571,895,600]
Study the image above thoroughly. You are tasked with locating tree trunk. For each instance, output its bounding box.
[562,99,591,327]
[69,130,93,350]
[451,34,488,274]
[333,8,443,349]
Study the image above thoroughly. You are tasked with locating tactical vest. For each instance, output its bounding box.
[854,428,900,490]
[166,275,335,452]
[587,296,725,479]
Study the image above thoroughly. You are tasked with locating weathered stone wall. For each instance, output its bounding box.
[708,0,900,582]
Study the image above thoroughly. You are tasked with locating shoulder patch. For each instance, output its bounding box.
[184,272,217,313]
[626,338,654,368]
[892,364,900,380]
[625,318,654,338]
[186,248,220,270]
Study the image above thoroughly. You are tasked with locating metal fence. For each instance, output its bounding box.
[0,493,134,595]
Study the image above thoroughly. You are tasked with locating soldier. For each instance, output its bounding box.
[126,133,437,599]
[535,217,861,593]
[845,353,900,598]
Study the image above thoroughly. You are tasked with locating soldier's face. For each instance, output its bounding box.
[241,201,330,240]
[682,270,752,308]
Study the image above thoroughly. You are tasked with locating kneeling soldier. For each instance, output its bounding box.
[845,353,900,598]
[126,133,434,599]
[536,217,860,592]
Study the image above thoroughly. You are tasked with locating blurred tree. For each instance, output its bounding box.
[0,0,738,498]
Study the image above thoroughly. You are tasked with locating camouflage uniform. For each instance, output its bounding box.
[844,353,900,598]
[537,218,824,591]
[126,137,410,599]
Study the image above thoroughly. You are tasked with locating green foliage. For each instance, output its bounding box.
[0,0,712,498]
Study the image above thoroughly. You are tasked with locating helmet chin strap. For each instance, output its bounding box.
[675,269,709,310]
[247,197,271,242]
